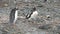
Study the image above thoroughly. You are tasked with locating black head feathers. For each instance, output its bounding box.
[32,7,36,11]
[11,7,18,12]
[14,7,18,10]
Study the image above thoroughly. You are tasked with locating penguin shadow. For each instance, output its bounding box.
[38,24,52,30]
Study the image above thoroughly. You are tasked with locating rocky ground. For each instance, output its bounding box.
[0,0,60,34]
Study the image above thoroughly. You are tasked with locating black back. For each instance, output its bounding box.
[9,8,18,23]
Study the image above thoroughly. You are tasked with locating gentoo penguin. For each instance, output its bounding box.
[9,7,19,25]
[26,7,38,20]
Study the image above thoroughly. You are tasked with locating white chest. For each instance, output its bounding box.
[15,10,18,19]
[30,11,38,18]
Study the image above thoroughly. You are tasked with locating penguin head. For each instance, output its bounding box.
[11,7,19,12]
[15,7,19,10]
[32,7,36,11]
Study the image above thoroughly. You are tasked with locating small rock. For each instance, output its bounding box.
[37,5,43,7]
[14,0,16,4]
[38,24,51,30]
[4,3,8,7]
[46,15,50,18]
[44,0,47,2]
[26,4,29,6]
[40,16,43,18]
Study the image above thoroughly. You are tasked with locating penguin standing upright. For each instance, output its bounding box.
[26,7,38,20]
[9,7,19,25]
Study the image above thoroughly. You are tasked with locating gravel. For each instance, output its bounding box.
[0,0,60,34]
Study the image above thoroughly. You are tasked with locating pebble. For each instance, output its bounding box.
[38,24,51,30]
[4,4,8,7]
[46,15,50,18]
